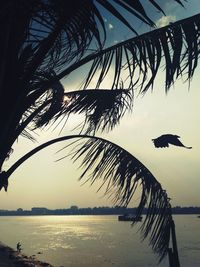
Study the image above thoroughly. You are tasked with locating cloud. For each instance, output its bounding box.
[108,23,114,30]
[156,15,176,27]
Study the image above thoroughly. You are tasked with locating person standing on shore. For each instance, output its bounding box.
[16,242,22,253]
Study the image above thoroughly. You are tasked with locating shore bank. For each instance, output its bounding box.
[0,242,53,267]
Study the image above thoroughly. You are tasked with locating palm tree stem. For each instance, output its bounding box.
[171,220,180,267]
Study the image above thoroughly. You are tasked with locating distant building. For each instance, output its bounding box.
[31,207,48,215]
[70,205,78,210]
[17,208,23,212]
[17,208,24,215]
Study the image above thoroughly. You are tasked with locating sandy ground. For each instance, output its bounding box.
[0,242,54,267]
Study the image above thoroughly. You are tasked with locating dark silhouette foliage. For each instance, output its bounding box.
[0,0,199,263]
[5,135,173,261]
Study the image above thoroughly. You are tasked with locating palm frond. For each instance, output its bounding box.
[51,89,133,134]
[57,13,200,93]
[96,0,185,31]
[14,71,64,142]
[21,129,37,142]
[15,83,133,139]
[62,137,172,261]
[14,0,186,79]
[33,71,65,127]
[6,135,172,261]
[10,0,107,85]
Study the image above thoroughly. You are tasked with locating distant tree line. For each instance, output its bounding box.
[0,206,200,216]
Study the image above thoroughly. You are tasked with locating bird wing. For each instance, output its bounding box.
[152,134,192,149]
[168,136,192,149]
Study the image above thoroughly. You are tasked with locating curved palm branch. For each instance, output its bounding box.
[4,135,172,261]
[23,16,200,136]
[5,74,133,154]
[2,1,192,146]
[6,0,186,86]
[21,86,133,135]
[44,89,133,134]
[33,71,65,128]
[15,71,65,142]
[55,13,200,93]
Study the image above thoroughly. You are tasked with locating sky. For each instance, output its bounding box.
[0,0,200,210]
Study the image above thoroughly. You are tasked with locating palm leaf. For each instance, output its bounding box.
[96,0,185,30]
[14,71,65,142]
[51,89,133,134]
[55,13,200,93]
[8,1,190,131]
[6,134,172,261]
[15,84,133,139]
[14,0,186,81]
[33,71,65,128]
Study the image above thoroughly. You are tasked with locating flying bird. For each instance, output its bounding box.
[152,134,192,149]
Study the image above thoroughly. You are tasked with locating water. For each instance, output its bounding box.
[0,215,199,267]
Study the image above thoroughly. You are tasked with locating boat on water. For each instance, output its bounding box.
[118,214,143,222]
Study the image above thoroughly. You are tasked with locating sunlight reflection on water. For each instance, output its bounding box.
[0,215,199,267]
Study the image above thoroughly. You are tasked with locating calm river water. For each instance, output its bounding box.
[0,215,199,267]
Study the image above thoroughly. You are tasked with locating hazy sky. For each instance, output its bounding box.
[1,1,200,210]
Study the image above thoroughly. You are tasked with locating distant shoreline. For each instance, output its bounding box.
[0,213,199,217]
[0,206,200,216]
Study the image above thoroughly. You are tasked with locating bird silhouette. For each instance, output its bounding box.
[152,134,192,149]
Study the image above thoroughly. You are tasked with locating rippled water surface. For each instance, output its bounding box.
[0,215,199,267]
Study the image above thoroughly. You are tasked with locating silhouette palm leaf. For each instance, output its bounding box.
[21,81,133,134]
[47,89,133,133]
[0,2,195,265]
[5,0,188,91]
[21,13,200,136]
[6,135,172,261]
[32,71,65,128]
[12,0,184,78]
[22,12,200,138]
[1,1,197,150]
[57,13,200,93]
[15,71,65,142]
